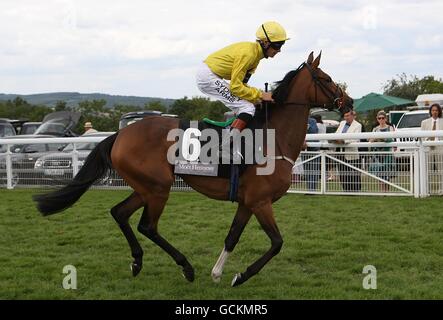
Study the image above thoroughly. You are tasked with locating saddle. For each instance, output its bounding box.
[173,106,271,201]
[174,110,270,177]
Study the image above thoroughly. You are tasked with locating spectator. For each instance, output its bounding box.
[303,117,320,192]
[312,114,326,135]
[334,108,362,192]
[83,122,98,135]
[368,110,396,192]
[421,103,443,195]
[312,114,337,182]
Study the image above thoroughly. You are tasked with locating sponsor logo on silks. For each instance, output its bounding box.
[167,121,276,176]
[214,80,241,103]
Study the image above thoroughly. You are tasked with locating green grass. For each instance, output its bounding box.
[1,189,442,299]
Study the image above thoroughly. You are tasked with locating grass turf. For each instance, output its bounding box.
[0,189,442,299]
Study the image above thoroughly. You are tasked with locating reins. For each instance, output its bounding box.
[264,61,346,166]
[281,62,345,110]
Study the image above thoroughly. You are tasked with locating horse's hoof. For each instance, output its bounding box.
[182,265,195,282]
[211,272,222,283]
[231,273,244,287]
[130,262,142,277]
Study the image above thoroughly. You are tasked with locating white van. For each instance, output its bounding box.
[396,110,429,130]
[415,94,443,108]
[394,110,429,158]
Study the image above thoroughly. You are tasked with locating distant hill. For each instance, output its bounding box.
[0,92,175,108]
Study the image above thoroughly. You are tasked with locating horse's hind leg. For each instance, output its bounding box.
[231,201,283,287]
[211,204,252,283]
[137,193,195,282]
[110,192,144,276]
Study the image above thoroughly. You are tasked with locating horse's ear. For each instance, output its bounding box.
[312,51,322,68]
[307,51,314,64]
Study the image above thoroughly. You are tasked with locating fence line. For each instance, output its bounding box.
[1,130,443,197]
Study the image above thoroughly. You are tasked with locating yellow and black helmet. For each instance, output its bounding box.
[256,21,289,49]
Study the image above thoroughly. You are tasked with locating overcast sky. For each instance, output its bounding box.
[1,0,442,100]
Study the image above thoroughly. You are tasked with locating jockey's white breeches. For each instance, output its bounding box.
[196,63,256,116]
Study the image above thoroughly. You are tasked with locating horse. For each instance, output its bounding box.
[34,52,353,287]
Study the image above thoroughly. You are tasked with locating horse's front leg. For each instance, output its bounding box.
[211,204,252,283]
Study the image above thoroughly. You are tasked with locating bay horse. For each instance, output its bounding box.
[34,52,353,287]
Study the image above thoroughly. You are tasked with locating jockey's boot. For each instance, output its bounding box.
[220,113,252,164]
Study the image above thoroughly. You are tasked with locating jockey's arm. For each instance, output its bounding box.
[229,54,262,104]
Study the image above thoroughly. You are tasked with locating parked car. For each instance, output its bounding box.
[161,114,179,118]
[396,110,429,130]
[119,110,178,129]
[34,132,116,185]
[415,93,443,108]
[0,134,66,187]
[119,111,162,129]
[0,119,17,138]
[20,122,42,135]
[394,109,429,161]
[310,107,341,133]
[0,118,43,135]
[388,110,407,128]
[34,111,81,137]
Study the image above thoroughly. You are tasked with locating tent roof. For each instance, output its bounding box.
[354,92,415,112]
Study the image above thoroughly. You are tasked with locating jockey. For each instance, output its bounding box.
[196,21,289,160]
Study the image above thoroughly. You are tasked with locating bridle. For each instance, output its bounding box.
[266,62,347,166]
[283,62,346,111]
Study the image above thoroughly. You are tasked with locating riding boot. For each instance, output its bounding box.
[220,114,252,163]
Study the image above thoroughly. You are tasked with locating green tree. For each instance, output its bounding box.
[55,100,67,111]
[420,76,443,94]
[169,96,191,119]
[382,73,443,100]
[113,104,139,114]
[169,96,227,120]
[0,98,52,122]
[207,101,228,121]
[76,99,107,115]
[144,100,167,113]
[73,99,116,133]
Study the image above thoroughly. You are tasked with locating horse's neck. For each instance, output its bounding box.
[269,78,311,161]
[270,106,310,161]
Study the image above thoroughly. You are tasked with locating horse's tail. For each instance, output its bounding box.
[33,132,118,216]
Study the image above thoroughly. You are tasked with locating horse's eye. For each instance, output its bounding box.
[327,78,332,83]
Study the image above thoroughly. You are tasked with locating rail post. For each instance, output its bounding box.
[417,139,428,198]
[6,144,13,190]
[320,151,326,194]
[72,144,79,177]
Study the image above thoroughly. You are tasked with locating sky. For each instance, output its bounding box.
[1,0,442,100]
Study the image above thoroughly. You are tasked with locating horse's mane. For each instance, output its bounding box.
[254,63,305,122]
[271,63,305,104]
